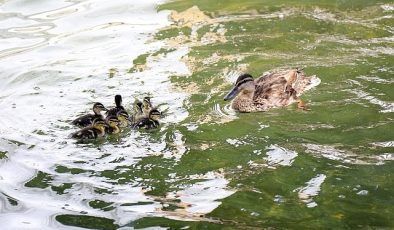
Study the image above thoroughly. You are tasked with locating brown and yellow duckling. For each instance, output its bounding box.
[224,69,320,112]
[106,94,125,117]
[132,100,144,120]
[105,115,121,134]
[70,118,108,140]
[116,110,133,127]
[72,102,108,127]
[142,97,153,116]
[132,108,162,130]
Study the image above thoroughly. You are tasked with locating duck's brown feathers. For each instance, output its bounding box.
[228,69,320,112]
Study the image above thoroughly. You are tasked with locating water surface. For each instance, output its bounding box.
[0,0,393,229]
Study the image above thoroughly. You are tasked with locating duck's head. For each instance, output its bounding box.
[224,73,255,101]
[117,110,132,124]
[106,115,121,127]
[115,94,122,107]
[149,109,162,121]
[93,102,108,114]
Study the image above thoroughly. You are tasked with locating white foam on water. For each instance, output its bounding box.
[348,89,394,113]
[226,138,245,147]
[264,145,298,167]
[381,4,394,12]
[371,141,394,148]
[295,174,326,208]
[164,171,235,220]
[303,143,394,165]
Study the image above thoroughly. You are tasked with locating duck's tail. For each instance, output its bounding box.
[294,70,321,97]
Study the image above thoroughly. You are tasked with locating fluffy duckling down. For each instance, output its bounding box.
[70,118,108,140]
[72,102,108,127]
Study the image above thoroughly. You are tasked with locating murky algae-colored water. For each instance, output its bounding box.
[0,0,393,229]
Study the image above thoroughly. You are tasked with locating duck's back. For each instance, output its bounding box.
[253,72,290,107]
[133,118,159,130]
[253,70,320,107]
[106,106,125,117]
[293,71,321,96]
[71,127,98,139]
[72,114,101,127]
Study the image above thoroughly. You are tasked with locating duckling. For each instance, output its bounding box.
[133,108,161,130]
[116,110,132,127]
[142,96,153,116]
[224,69,320,112]
[105,115,121,134]
[70,118,108,140]
[133,100,144,120]
[72,102,108,127]
[106,94,125,117]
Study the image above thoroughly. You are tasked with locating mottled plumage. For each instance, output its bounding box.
[72,102,107,127]
[224,69,320,112]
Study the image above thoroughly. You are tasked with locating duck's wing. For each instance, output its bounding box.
[71,127,97,139]
[132,118,148,129]
[253,70,304,108]
[72,114,94,127]
[292,70,321,96]
[253,72,288,99]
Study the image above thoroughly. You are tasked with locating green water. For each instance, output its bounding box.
[0,0,393,229]
[138,1,394,229]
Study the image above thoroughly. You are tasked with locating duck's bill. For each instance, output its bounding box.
[224,86,239,101]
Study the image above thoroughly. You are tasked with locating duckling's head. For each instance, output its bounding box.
[106,115,120,127]
[143,97,152,110]
[224,73,255,101]
[149,109,162,121]
[117,110,132,123]
[143,96,152,105]
[93,102,108,114]
[93,118,108,130]
[136,102,143,112]
[115,94,122,107]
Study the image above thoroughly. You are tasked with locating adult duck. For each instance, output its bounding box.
[224,69,320,112]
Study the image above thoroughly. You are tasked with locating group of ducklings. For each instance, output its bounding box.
[70,95,162,140]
